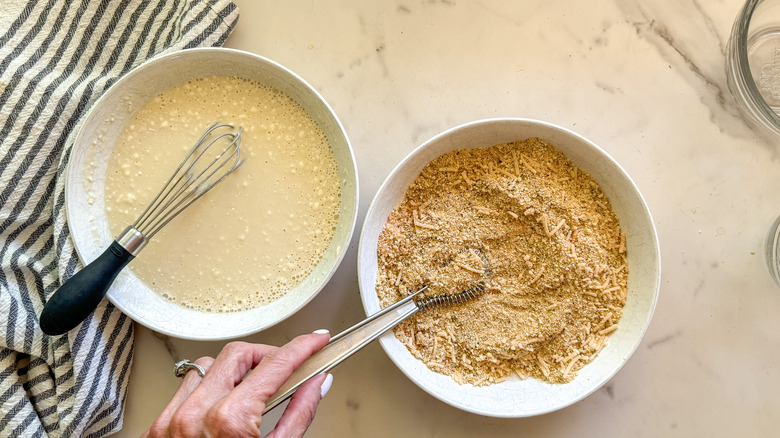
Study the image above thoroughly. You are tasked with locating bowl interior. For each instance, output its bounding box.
[66,48,358,340]
[357,118,659,417]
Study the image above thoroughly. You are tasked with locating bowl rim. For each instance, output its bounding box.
[65,47,359,340]
[357,117,660,417]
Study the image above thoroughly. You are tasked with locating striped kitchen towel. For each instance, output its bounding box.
[0,1,238,436]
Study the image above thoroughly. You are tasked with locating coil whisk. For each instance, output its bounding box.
[415,282,485,311]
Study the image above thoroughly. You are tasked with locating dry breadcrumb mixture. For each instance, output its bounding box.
[375,138,628,386]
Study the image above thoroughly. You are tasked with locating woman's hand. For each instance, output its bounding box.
[143,330,333,438]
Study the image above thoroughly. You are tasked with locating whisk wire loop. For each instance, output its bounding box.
[133,123,243,239]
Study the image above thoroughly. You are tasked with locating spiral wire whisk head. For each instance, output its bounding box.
[132,123,243,239]
[413,247,490,311]
[415,282,486,311]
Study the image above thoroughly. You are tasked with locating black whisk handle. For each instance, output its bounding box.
[39,241,134,336]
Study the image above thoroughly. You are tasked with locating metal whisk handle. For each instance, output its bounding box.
[39,227,145,335]
[263,283,486,414]
[263,287,428,413]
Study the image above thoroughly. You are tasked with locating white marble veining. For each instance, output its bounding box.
[115,1,780,436]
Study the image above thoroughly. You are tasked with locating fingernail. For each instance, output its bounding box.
[312,329,329,335]
[320,373,333,398]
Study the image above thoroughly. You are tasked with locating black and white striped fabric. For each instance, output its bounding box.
[0,1,238,436]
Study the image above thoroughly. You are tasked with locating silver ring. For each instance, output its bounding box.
[174,359,206,378]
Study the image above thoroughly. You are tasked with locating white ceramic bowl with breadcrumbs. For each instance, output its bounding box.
[65,48,358,340]
[357,118,659,417]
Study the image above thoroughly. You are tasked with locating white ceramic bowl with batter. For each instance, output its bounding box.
[357,118,660,417]
[65,48,358,340]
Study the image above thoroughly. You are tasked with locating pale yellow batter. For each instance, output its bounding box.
[104,76,341,312]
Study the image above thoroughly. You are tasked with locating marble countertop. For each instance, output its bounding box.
[116,1,780,436]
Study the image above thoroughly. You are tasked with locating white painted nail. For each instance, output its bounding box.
[312,329,330,335]
[320,373,333,398]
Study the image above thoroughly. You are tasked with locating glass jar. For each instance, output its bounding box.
[725,0,780,135]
